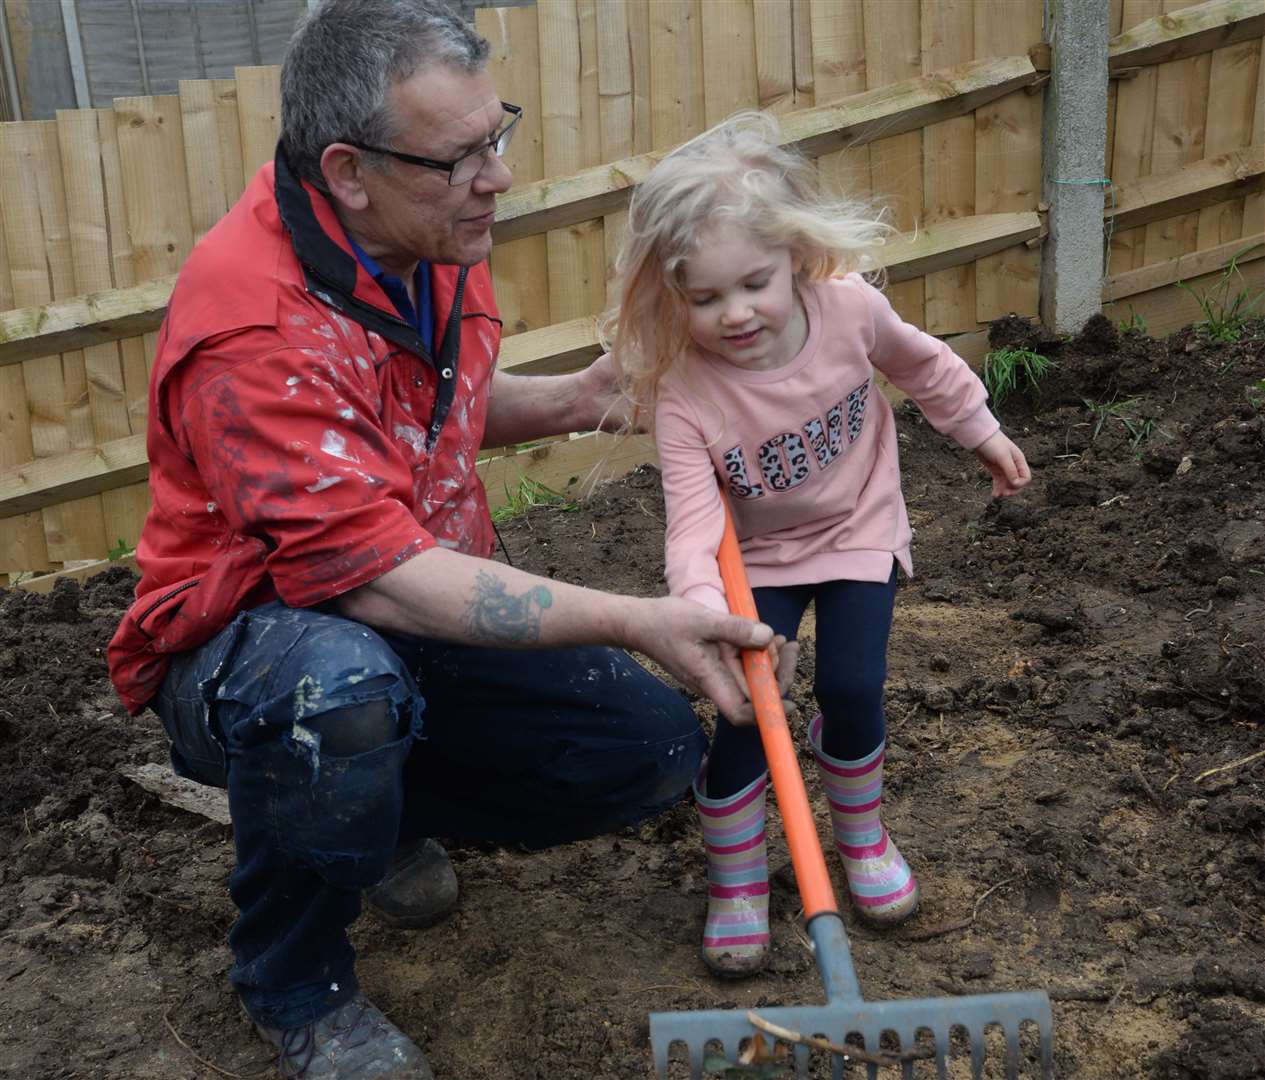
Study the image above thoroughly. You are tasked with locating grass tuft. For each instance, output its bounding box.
[981,347,1056,406]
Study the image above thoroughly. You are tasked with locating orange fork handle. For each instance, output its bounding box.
[714,484,839,921]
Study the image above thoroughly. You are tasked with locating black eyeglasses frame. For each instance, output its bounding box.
[345,102,523,187]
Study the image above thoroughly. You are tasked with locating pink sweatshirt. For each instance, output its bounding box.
[655,274,999,613]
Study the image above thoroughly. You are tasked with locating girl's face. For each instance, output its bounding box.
[680,223,806,372]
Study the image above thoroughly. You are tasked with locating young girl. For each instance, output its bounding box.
[607,114,1031,978]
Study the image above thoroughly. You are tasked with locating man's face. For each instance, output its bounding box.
[358,65,512,269]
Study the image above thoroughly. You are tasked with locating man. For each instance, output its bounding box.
[107,2,793,1077]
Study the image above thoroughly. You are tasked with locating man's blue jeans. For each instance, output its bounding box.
[152,601,706,1030]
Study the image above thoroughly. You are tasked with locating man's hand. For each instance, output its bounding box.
[974,430,1031,497]
[621,597,798,724]
[573,352,641,434]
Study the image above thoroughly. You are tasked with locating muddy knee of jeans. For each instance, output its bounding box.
[306,699,400,757]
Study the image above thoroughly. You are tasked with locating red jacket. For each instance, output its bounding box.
[108,147,500,713]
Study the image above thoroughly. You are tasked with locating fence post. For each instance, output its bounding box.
[1039,0,1109,334]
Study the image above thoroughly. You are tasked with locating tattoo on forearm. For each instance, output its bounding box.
[463,570,554,644]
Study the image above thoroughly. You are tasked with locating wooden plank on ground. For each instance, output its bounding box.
[14,551,137,593]
[493,54,1040,244]
[481,6,551,337]
[234,65,281,184]
[1196,40,1261,247]
[1109,0,1265,71]
[180,77,244,244]
[1109,0,1164,274]
[973,1,1042,323]
[539,0,606,323]
[865,0,924,325]
[920,0,977,335]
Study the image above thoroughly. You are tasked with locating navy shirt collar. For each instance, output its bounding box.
[345,234,434,350]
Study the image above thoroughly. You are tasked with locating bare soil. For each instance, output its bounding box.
[1,316,1262,1079]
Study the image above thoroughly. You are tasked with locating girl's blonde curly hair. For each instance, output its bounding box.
[602,111,895,432]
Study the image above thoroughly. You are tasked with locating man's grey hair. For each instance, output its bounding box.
[281,0,490,188]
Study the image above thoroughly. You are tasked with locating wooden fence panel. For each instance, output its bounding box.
[921,0,977,335]
[1110,0,1164,275]
[648,0,705,150]
[481,5,551,337]
[1196,39,1260,246]
[973,0,1042,323]
[0,121,107,564]
[809,0,870,206]
[1142,0,1212,265]
[58,108,142,554]
[180,77,245,245]
[595,0,652,300]
[539,0,606,325]
[235,66,282,183]
[866,0,924,325]
[702,0,759,126]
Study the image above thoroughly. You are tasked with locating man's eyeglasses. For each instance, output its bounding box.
[346,102,522,186]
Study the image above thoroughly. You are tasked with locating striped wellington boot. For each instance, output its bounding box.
[694,770,770,977]
[809,714,919,926]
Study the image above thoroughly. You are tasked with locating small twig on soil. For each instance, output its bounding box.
[1193,748,1265,785]
[1097,494,1127,508]
[745,1011,935,1067]
[785,913,814,956]
[162,1010,274,1078]
[904,877,1017,942]
[635,498,664,525]
[47,702,60,721]
[1162,771,1182,792]
[1130,764,1163,807]
[1184,602,1213,621]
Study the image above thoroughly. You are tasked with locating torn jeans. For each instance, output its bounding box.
[151,600,704,1030]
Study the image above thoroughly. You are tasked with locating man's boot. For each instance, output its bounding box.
[809,714,919,926]
[254,993,433,1078]
[363,839,459,929]
[695,769,770,977]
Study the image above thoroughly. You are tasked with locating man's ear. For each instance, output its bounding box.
[320,143,370,211]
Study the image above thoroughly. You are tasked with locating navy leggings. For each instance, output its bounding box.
[705,566,898,799]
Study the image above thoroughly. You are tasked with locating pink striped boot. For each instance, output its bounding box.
[694,769,770,977]
[809,715,919,926]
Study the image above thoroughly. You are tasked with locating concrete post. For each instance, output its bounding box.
[1040,0,1110,335]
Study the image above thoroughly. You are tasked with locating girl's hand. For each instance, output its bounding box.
[974,430,1031,497]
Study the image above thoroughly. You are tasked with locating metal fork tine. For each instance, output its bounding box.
[970,1025,986,1080]
[933,1024,950,1080]
[793,1041,810,1077]
[688,1040,705,1080]
[1005,1020,1022,1079]
[1041,1021,1056,1078]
